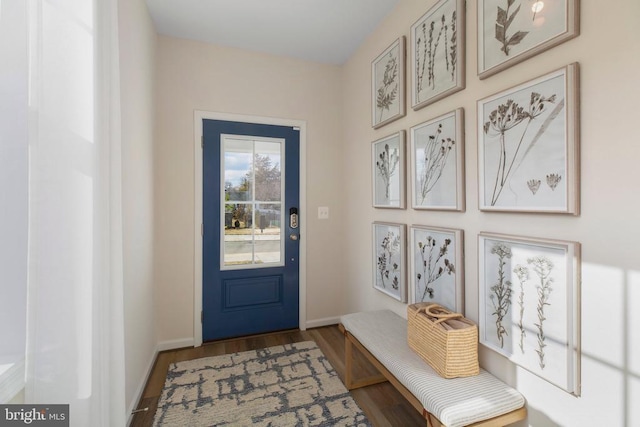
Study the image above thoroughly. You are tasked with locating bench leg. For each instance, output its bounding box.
[345,329,354,388]
[342,327,387,390]
[426,412,443,427]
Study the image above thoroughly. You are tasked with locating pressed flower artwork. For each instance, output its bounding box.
[372,131,405,209]
[372,222,406,302]
[410,108,464,211]
[409,225,463,312]
[372,37,405,128]
[478,0,579,79]
[410,0,465,110]
[478,63,579,214]
[478,232,581,395]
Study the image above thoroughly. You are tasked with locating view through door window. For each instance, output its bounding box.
[222,135,285,268]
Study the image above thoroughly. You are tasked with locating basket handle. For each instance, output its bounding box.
[415,304,463,325]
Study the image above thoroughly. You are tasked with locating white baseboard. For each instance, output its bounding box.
[305,316,340,329]
[126,337,195,424]
[124,317,345,422]
[126,347,157,426]
[157,337,195,352]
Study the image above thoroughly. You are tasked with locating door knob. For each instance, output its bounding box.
[290,234,299,241]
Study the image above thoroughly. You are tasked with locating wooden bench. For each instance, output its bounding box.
[340,310,527,427]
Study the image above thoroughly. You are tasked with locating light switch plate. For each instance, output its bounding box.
[318,206,329,219]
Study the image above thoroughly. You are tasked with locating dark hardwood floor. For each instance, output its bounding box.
[129,325,425,427]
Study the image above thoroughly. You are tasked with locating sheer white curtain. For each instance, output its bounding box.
[0,0,29,403]
[21,0,126,425]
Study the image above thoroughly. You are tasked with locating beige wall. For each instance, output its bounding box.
[149,0,640,423]
[154,37,346,343]
[118,0,157,414]
[342,0,640,425]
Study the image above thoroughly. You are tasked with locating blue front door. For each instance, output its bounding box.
[202,119,300,341]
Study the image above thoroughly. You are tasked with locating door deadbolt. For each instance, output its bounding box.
[289,207,298,229]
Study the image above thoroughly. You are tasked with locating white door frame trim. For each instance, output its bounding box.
[193,110,307,347]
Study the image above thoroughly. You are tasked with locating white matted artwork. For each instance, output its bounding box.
[372,131,405,209]
[410,108,464,211]
[372,36,406,129]
[478,0,580,79]
[410,0,465,110]
[478,232,581,395]
[478,63,579,214]
[409,225,464,313]
[372,222,406,302]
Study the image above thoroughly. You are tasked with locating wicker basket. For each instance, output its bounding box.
[407,303,479,379]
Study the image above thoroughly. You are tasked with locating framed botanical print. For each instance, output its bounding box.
[372,36,406,128]
[478,0,579,79]
[479,232,581,395]
[372,131,405,209]
[409,225,464,313]
[372,222,406,302]
[410,0,465,110]
[478,63,579,214]
[410,108,465,211]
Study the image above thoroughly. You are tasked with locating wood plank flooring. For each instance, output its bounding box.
[129,325,425,427]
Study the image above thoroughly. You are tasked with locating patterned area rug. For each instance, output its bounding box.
[153,341,370,426]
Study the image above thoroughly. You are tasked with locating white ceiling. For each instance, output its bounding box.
[145,0,400,65]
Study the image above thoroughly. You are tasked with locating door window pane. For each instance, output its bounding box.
[223,203,253,266]
[255,203,282,263]
[254,141,282,202]
[224,138,253,202]
[221,136,284,269]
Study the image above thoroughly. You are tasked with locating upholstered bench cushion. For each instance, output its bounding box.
[341,310,525,427]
